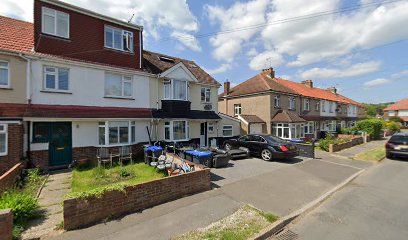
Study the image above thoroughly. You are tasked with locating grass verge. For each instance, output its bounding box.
[172,205,278,240]
[70,162,166,196]
[353,145,386,162]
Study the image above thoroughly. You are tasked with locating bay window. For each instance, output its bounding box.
[104,26,134,52]
[0,61,9,88]
[323,120,336,132]
[105,73,133,98]
[42,7,69,38]
[0,124,7,156]
[201,87,211,102]
[163,79,188,101]
[98,121,138,146]
[43,67,69,91]
[164,120,189,141]
[223,125,233,137]
[304,121,315,134]
[272,123,305,140]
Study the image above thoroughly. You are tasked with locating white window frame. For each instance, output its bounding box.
[0,124,8,156]
[43,66,70,92]
[272,123,305,140]
[104,25,134,53]
[289,97,296,110]
[163,79,188,101]
[321,101,326,112]
[304,99,310,111]
[304,121,315,134]
[208,122,215,133]
[164,120,189,142]
[274,95,280,108]
[0,61,10,88]
[201,87,211,103]
[222,125,233,137]
[98,121,136,146]
[234,104,242,116]
[315,101,320,111]
[329,102,334,113]
[42,7,69,38]
[105,73,133,98]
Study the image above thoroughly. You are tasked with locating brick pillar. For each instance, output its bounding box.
[0,209,13,240]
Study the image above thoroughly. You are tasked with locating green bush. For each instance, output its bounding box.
[318,133,350,152]
[354,119,383,140]
[0,191,39,226]
[383,121,400,131]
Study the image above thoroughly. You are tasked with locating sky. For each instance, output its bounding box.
[1,0,407,103]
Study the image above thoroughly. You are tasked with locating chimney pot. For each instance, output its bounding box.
[262,67,275,78]
[301,80,313,88]
[224,81,231,95]
[327,87,337,94]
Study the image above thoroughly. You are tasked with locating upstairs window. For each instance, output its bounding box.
[321,101,326,112]
[289,97,296,110]
[304,99,310,111]
[329,102,334,113]
[105,26,134,52]
[42,7,69,38]
[163,79,188,101]
[105,73,133,98]
[0,61,9,88]
[234,104,242,116]
[316,101,320,111]
[274,95,280,107]
[201,87,211,103]
[43,66,69,91]
[0,124,7,156]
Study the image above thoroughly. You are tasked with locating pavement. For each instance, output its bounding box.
[334,138,388,158]
[282,157,408,240]
[22,170,71,240]
[50,153,367,240]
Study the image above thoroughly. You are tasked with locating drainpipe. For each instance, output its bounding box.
[18,53,32,104]
[156,74,160,110]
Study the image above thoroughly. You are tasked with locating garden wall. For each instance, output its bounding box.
[0,209,13,240]
[329,136,364,153]
[294,143,315,158]
[63,160,211,230]
[0,162,25,193]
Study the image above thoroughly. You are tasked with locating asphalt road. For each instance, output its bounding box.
[287,158,408,240]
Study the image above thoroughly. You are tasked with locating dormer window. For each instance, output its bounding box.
[163,79,188,101]
[104,26,133,52]
[159,56,175,63]
[42,7,69,38]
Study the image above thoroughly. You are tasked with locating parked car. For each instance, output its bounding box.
[223,135,298,161]
[385,133,408,159]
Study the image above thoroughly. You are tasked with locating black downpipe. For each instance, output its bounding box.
[146,126,152,145]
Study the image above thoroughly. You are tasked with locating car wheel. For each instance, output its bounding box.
[224,143,232,150]
[261,149,272,161]
[386,152,393,159]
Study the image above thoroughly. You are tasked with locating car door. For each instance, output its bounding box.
[236,135,250,148]
[249,135,266,155]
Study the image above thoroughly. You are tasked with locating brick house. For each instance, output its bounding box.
[384,98,408,126]
[219,68,365,140]
[0,0,239,173]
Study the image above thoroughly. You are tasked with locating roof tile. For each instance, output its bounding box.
[384,98,408,111]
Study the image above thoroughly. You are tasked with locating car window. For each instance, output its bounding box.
[239,136,250,141]
[390,135,408,144]
[251,136,264,142]
[264,135,285,144]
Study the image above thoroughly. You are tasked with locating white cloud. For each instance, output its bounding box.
[247,47,259,57]
[204,63,232,75]
[301,61,381,79]
[249,50,283,70]
[0,0,200,49]
[170,31,202,52]
[205,0,270,62]
[363,78,391,88]
[391,70,408,79]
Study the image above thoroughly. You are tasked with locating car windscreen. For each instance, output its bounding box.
[389,135,408,144]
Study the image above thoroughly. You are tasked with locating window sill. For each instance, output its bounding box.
[0,153,7,157]
[41,90,72,94]
[41,33,71,42]
[104,47,135,55]
[0,87,12,90]
[162,99,189,102]
[104,96,135,100]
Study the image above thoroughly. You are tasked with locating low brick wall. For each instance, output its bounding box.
[0,162,25,193]
[0,123,24,176]
[63,159,211,230]
[0,209,13,240]
[329,136,364,153]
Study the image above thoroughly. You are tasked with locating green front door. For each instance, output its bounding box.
[49,122,72,167]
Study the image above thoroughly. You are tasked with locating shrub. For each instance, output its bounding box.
[383,121,400,131]
[354,119,383,140]
[318,133,350,151]
[0,191,39,226]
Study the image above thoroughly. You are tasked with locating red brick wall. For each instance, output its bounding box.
[0,209,13,240]
[34,0,142,69]
[63,166,211,230]
[0,124,24,176]
[0,163,25,193]
[30,150,49,170]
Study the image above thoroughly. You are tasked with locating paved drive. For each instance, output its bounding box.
[286,158,408,240]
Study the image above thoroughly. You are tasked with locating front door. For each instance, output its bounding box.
[49,122,72,167]
[200,122,208,147]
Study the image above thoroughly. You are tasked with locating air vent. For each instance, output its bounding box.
[189,63,198,68]
[159,56,175,63]
[204,104,213,111]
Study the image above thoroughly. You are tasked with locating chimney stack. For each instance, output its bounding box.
[301,79,313,88]
[224,81,231,95]
[262,67,275,78]
[327,87,337,94]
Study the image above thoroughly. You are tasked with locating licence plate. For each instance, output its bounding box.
[395,146,408,150]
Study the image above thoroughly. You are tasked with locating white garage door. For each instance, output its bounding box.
[250,124,263,134]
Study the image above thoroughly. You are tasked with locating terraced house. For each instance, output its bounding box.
[219,68,365,140]
[384,98,408,127]
[0,0,239,173]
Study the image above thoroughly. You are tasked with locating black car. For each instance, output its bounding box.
[386,133,408,159]
[223,135,298,161]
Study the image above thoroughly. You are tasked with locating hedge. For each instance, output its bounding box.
[354,119,383,140]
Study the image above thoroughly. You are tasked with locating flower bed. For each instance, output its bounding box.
[318,133,364,153]
[63,154,211,230]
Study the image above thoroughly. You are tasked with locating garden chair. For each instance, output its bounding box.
[119,146,133,166]
[97,147,112,168]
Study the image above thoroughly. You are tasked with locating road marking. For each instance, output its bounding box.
[314,159,363,170]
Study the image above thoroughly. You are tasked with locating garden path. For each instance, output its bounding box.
[22,170,71,240]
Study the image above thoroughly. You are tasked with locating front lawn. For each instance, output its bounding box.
[71,162,167,194]
[173,205,278,240]
[353,146,385,162]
